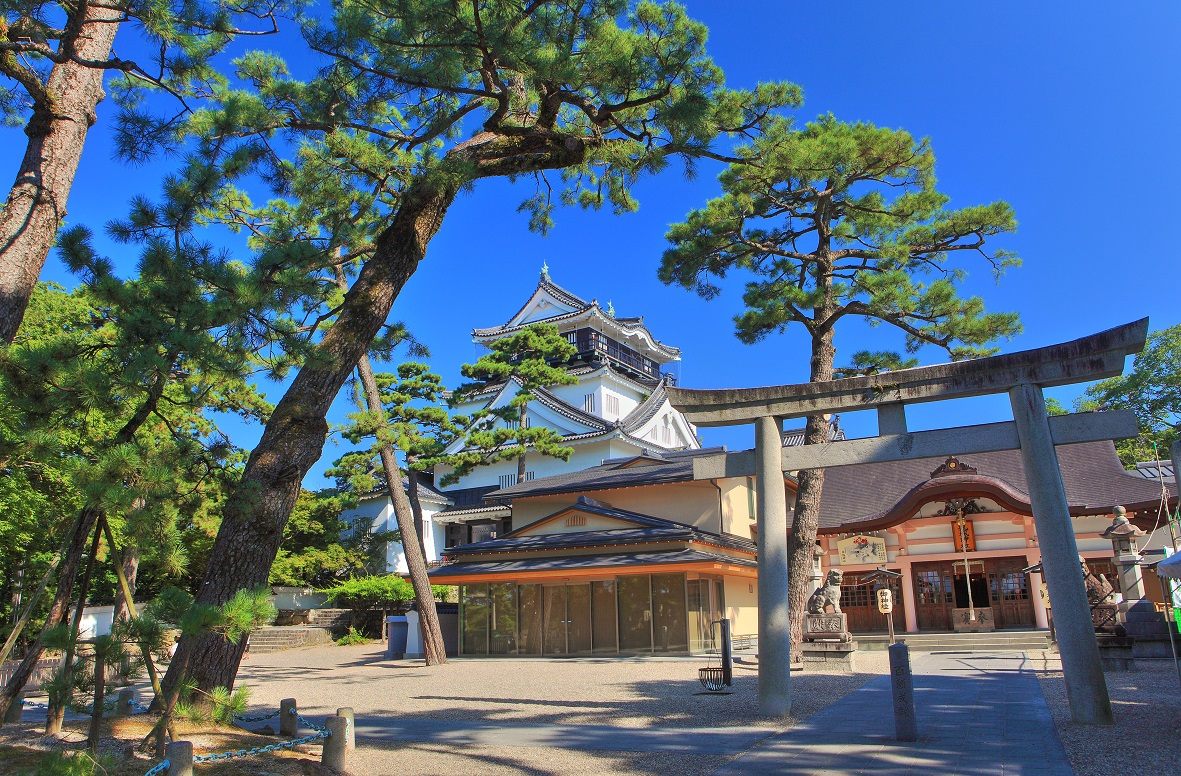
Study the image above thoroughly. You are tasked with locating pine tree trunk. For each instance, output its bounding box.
[354,357,448,665]
[0,7,119,344]
[784,325,836,652]
[517,405,528,484]
[161,177,462,697]
[163,132,588,696]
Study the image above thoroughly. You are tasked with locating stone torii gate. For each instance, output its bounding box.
[666,319,1150,724]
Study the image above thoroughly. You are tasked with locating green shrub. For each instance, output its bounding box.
[18,751,116,775]
[335,627,369,646]
[321,576,415,609]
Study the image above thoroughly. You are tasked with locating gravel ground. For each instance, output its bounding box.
[233,642,889,775]
[1033,652,1181,776]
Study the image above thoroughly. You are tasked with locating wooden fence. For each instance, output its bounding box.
[0,657,61,692]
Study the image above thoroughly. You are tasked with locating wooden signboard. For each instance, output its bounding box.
[837,535,888,565]
[952,519,976,553]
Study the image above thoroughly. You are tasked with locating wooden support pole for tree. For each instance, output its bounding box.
[99,516,163,704]
[46,521,102,735]
[0,549,63,667]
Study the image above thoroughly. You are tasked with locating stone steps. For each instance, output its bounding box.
[855,629,1052,652]
[248,626,335,653]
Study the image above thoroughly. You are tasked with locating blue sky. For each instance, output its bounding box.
[5,1,1179,487]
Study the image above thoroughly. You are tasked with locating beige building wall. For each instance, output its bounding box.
[723,575,759,635]
[510,475,792,539]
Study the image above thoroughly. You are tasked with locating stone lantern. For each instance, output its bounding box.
[1100,505,1169,643]
[1100,506,1146,601]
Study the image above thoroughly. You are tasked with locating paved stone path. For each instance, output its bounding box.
[355,717,770,755]
[715,651,1073,775]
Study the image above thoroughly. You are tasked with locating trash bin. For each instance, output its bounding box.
[386,615,409,659]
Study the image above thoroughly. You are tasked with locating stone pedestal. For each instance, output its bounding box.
[800,641,860,672]
[1096,635,1135,671]
[803,612,853,643]
[952,607,995,632]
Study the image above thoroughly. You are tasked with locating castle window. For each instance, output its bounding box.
[606,394,620,415]
[584,393,596,413]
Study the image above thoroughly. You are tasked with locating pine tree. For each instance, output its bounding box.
[0,0,290,343]
[0,154,309,721]
[660,114,1021,649]
[169,0,799,694]
[448,323,579,485]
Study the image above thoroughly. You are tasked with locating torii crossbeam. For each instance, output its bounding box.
[667,319,1149,724]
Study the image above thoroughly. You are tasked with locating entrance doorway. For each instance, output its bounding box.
[841,572,906,633]
[913,558,1036,631]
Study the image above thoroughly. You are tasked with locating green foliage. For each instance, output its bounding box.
[441,324,580,485]
[1079,324,1181,467]
[321,575,415,609]
[270,489,389,587]
[16,751,117,776]
[175,684,250,725]
[660,114,1021,366]
[335,626,369,646]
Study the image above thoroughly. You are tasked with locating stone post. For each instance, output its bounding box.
[279,698,298,736]
[888,642,917,741]
[755,414,791,716]
[1010,383,1113,724]
[166,740,193,776]
[336,706,356,750]
[404,609,424,659]
[115,688,136,718]
[4,698,22,723]
[322,715,349,772]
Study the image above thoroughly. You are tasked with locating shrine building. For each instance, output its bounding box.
[431,440,1176,656]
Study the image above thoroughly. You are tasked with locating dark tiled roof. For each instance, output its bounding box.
[486,449,716,500]
[444,498,755,556]
[620,379,669,434]
[782,416,846,447]
[816,440,1174,531]
[445,526,694,555]
[428,548,756,578]
[440,485,499,509]
[484,435,1174,530]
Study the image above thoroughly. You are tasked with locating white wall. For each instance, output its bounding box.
[339,494,447,574]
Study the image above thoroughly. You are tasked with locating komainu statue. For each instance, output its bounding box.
[807,570,843,614]
[1081,557,1115,606]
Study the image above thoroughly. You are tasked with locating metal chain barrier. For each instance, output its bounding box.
[233,709,280,723]
[142,760,170,776]
[142,707,339,774]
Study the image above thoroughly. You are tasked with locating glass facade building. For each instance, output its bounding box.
[458,572,726,656]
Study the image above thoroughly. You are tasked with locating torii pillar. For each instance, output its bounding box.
[668,320,1150,726]
[754,415,791,715]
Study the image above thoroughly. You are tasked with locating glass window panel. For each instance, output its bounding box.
[461,584,489,655]
[591,580,617,654]
[651,573,688,653]
[543,585,567,655]
[517,585,542,655]
[687,579,710,653]
[617,575,652,652]
[567,584,593,654]
[489,583,517,655]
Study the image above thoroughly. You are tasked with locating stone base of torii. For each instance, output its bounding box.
[667,318,1151,725]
